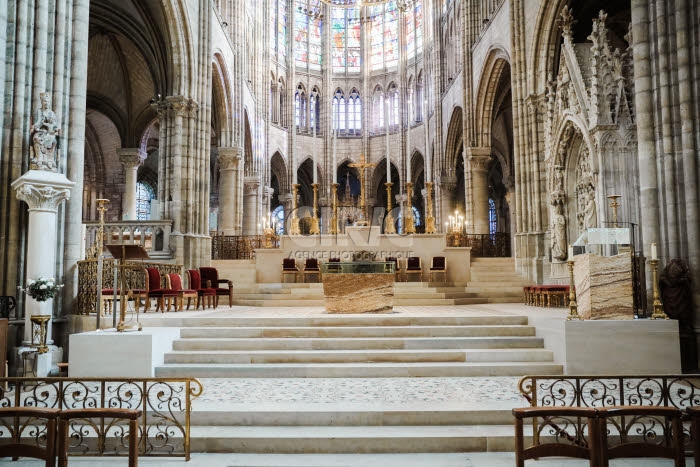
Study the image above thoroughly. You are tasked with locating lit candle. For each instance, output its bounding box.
[651,243,657,261]
[568,244,574,260]
[313,123,317,184]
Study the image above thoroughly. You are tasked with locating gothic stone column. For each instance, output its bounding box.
[117,148,146,220]
[468,148,491,234]
[12,170,74,346]
[439,175,457,232]
[218,148,242,235]
[242,177,260,235]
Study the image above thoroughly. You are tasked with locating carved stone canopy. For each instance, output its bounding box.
[12,169,75,212]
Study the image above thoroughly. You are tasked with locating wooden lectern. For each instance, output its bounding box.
[105,244,149,332]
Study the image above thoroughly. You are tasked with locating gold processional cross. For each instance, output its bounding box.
[348,153,376,226]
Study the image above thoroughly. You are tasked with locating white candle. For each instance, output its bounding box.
[386,97,391,183]
[568,244,574,260]
[313,123,317,184]
[292,124,297,185]
[423,97,429,182]
[332,106,337,183]
[651,243,657,260]
[406,92,411,185]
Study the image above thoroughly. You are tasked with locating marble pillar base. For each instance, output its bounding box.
[16,345,63,377]
[574,253,634,319]
[322,274,394,313]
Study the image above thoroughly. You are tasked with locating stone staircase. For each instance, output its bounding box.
[152,312,561,453]
[231,257,527,307]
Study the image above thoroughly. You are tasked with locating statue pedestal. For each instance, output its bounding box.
[573,253,634,319]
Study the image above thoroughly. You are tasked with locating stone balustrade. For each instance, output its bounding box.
[83,220,173,259]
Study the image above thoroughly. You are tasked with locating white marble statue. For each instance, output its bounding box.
[30,92,61,171]
[551,203,567,261]
[584,190,597,229]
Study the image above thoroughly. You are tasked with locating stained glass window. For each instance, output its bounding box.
[374,89,385,131]
[309,17,322,70]
[489,198,497,235]
[270,0,288,61]
[349,90,361,133]
[406,0,423,60]
[272,205,285,235]
[309,94,316,131]
[331,8,360,74]
[295,1,322,69]
[333,90,345,132]
[295,92,301,127]
[136,182,153,220]
[370,1,398,71]
[388,84,399,127]
[339,97,346,131]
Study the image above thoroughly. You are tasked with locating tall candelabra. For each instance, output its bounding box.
[310,183,320,235]
[567,257,582,320]
[330,183,339,234]
[648,243,668,319]
[384,182,396,234]
[289,184,301,235]
[404,182,416,234]
[425,182,436,234]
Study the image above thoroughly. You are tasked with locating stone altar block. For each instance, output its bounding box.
[574,253,634,319]
[321,262,395,313]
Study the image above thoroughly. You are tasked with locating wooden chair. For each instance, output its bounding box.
[166,273,198,311]
[303,258,321,283]
[186,269,216,310]
[57,408,141,467]
[405,256,423,282]
[512,406,601,467]
[385,257,402,282]
[0,407,60,467]
[686,406,700,467]
[200,267,234,307]
[143,267,177,312]
[429,256,447,282]
[327,257,342,273]
[282,258,299,282]
[596,406,685,467]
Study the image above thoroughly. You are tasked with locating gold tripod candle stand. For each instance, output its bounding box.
[289,184,301,235]
[310,183,320,234]
[330,183,339,234]
[648,247,668,319]
[404,182,416,234]
[425,181,436,234]
[384,182,396,234]
[567,258,582,320]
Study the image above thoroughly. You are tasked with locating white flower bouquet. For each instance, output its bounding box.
[25,277,63,302]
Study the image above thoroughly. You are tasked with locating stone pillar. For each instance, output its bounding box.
[281,193,293,234]
[262,186,275,229]
[12,170,74,376]
[243,177,260,235]
[468,148,491,234]
[438,175,457,232]
[217,147,242,235]
[117,148,146,220]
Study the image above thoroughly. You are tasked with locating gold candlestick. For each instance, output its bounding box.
[289,184,301,235]
[567,259,582,320]
[310,183,320,235]
[405,182,416,234]
[425,181,436,234]
[648,258,669,319]
[349,154,376,226]
[607,194,621,228]
[384,182,396,234]
[330,183,339,234]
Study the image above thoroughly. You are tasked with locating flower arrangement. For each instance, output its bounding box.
[25,277,63,302]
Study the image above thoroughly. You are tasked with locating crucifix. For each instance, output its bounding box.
[349,153,376,226]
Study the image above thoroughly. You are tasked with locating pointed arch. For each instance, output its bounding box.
[475,47,511,148]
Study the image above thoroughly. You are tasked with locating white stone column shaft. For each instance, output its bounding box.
[218,148,242,235]
[243,178,261,235]
[117,148,145,221]
[468,149,491,235]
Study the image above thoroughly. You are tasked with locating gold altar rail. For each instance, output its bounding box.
[0,377,202,460]
[83,220,174,259]
[519,374,700,452]
[76,259,183,315]
[211,234,279,260]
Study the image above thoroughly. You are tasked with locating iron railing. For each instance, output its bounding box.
[519,374,700,451]
[0,377,202,459]
[211,234,279,260]
[446,233,511,257]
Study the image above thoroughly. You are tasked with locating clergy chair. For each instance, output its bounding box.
[282,258,299,283]
[143,267,177,312]
[186,269,216,310]
[429,256,447,282]
[327,257,342,273]
[385,257,402,282]
[199,267,234,307]
[0,407,60,467]
[167,273,198,311]
[303,258,321,283]
[405,256,423,282]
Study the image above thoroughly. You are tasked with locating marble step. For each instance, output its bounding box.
[156,361,562,378]
[393,298,489,306]
[165,348,554,364]
[232,299,326,307]
[189,407,515,426]
[179,325,536,339]
[190,425,527,453]
[136,315,530,328]
[172,336,546,351]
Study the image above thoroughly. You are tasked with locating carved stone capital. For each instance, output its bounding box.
[244,177,260,195]
[153,96,200,118]
[117,148,146,168]
[12,170,74,212]
[439,175,457,192]
[218,147,243,170]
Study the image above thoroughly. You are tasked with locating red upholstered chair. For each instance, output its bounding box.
[405,256,423,282]
[186,269,216,310]
[303,258,321,283]
[167,273,198,311]
[199,267,234,307]
[429,256,447,282]
[143,267,177,312]
[282,258,299,282]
